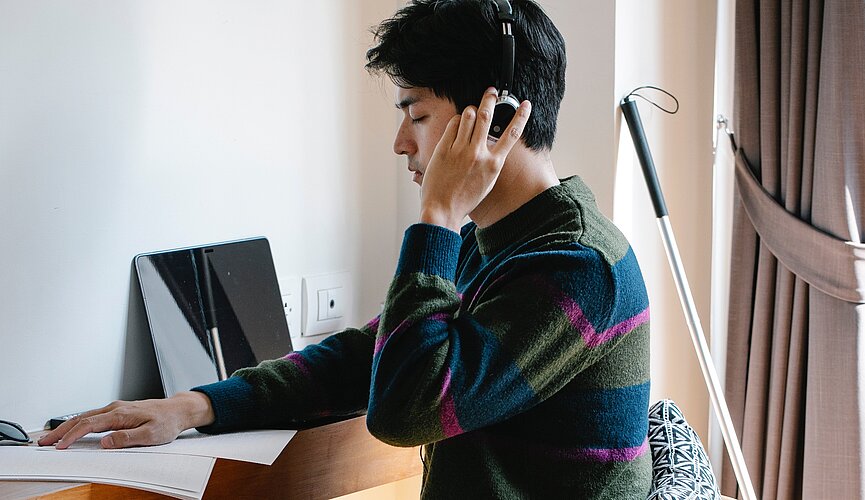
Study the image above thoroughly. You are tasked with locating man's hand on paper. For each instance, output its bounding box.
[38,391,215,449]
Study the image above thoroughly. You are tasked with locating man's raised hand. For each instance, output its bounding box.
[419,87,532,232]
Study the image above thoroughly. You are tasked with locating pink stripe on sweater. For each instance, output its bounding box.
[562,438,649,462]
[281,352,311,377]
[483,432,649,464]
[374,313,451,355]
[439,369,464,438]
[597,307,650,345]
[366,316,381,332]
[374,318,409,354]
[559,295,649,348]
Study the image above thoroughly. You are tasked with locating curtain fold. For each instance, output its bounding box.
[723,1,865,499]
[733,150,865,303]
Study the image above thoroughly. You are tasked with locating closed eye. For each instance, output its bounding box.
[411,116,426,124]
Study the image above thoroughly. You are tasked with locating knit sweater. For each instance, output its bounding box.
[193,176,652,499]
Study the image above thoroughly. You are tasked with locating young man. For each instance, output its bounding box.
[41,1,651,497]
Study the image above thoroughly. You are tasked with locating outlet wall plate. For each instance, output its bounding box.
[302,272,352,337]
[278,275,302,338]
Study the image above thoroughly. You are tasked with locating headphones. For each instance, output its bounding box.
[489,0,519,139]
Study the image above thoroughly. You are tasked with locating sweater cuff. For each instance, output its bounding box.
[396,223,462,281]
[192,376,259,434]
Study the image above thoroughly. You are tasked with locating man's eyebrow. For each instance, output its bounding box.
[395,95,422,110]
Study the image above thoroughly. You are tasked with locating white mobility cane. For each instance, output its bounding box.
[620,93,758,500]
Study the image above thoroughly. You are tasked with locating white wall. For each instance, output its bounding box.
[0,0,400,431]
[544,1,617,213]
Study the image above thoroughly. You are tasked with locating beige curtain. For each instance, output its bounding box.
[723,1,865,499]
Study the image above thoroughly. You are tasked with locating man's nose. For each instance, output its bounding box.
[393,124,414,156]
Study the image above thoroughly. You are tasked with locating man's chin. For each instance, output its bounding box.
[413,171,423,185]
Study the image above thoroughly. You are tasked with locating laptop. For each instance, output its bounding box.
[134,237,293,397]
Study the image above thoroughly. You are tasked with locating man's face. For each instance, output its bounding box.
[393,87,459,186]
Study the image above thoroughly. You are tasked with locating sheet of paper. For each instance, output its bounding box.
[0,445,214,500]
[38,428,297,465]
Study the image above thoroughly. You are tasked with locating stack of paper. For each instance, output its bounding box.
[0,429,296,500]
[0,446,213,499]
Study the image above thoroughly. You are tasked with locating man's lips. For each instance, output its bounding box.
[408,161,423,183]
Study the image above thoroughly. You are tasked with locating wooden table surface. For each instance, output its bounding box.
[0,415,423,500]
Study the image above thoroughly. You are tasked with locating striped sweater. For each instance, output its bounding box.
[193,176,651,498]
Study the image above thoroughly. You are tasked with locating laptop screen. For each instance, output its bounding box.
[135,237,293,397]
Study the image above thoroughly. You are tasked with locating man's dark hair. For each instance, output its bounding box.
[366,0,566,151]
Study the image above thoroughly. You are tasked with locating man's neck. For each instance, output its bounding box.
[469,147,559,228]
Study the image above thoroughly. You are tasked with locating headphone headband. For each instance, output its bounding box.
[492,0,514,22]
[491,0,515,96]
[488,0,519,139]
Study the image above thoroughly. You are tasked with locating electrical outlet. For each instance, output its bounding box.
[302,272,351,336]
[278,276,302,338]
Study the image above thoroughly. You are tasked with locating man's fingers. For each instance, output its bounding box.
[443,114,462,144]
[38,417,79,446]
[454,106,477,146]
[103,425,165,449]
[492,100,531,157]
[53,410,139,450]
[54,414,113,449]
[434,114,462,154]
[38,404,116,446]
[471,87,499,145]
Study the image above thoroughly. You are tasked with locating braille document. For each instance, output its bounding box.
[0,429,297,499]
[38,428,298,465]
[0,447,214,500]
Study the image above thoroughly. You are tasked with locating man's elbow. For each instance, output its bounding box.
[365,406,427,448]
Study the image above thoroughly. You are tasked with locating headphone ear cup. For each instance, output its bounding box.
[489,95,520,139]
